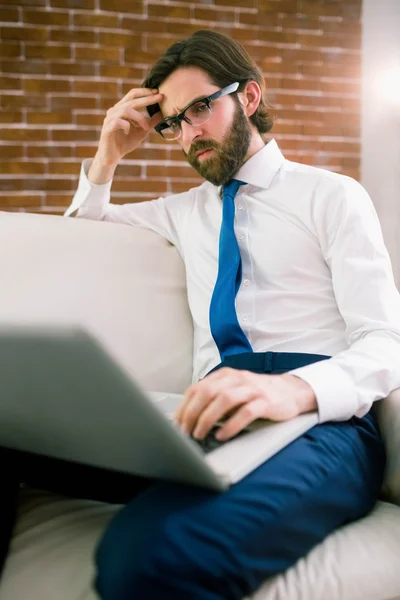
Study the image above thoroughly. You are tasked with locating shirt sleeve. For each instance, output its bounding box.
[63,158,192,252]
[288,175,400,423]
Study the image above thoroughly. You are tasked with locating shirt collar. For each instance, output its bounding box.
[234,138,285,191]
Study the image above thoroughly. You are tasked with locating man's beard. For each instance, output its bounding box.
[184,102,252,186]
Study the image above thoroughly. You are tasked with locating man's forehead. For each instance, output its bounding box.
[158,67,218,117]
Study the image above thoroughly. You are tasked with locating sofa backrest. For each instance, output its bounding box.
[0,211,194,393]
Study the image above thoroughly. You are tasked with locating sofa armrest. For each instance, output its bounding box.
[374,388,400,506]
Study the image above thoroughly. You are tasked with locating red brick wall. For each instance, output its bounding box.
[0,0,362,214]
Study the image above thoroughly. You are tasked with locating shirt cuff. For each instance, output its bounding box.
[288,359,359,423]
[64,159,113,218]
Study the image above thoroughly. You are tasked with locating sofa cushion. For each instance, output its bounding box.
[0,211,193,394]
[375,388,400,505]
[1,490,400,600]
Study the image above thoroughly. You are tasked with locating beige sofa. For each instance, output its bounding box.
[0,210,399,600]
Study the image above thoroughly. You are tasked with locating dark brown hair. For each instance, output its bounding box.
[143,29,274,135]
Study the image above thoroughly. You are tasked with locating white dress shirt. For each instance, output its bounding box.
[65,139,400,424]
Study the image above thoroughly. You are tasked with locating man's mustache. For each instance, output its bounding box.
[186,140,220,162]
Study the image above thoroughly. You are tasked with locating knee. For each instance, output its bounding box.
[94,507,199,599]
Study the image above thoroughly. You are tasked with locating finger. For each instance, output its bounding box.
[175,383,197,422]
[193,385,260,439]
[215,397,267,441]
[175,368,240,425]
[116,87,160,106]
[103,117,130,136]
[179,389,214,436]
[115,92,164,112]
[104,107,150,132]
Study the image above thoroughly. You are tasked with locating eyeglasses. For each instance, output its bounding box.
[155,82,240,141]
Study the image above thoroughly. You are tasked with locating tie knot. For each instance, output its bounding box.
[223,179,246,200]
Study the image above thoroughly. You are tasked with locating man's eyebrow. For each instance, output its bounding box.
[163,93,208,120]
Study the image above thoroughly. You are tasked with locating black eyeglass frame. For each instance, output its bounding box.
[154,81,240,139]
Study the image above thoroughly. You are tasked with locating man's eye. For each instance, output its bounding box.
[169,121,180,131]
[194,103,208,114]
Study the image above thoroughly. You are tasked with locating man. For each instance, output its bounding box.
[65,29,400,600]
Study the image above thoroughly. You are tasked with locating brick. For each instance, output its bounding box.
[0,111,22,123]
[280,14,321,31]
[298,33,361,51]
[50,161,82,175]
[44,193,75,206]
[0,26,48,42]
[238,11,280,27]
[0,8,20,22]
[76,113,104,127]
[27,111,72,125]
[215,0,256,6]
[0,128,48,142]
[25,177,77,191]
[0,179,26,191]
[25,43,71,59]
[51,95,97,110]
[0,94,44,110]
[73,12,119,27]
[99,0,143,13]
[122,17,166,33]
[0,144,24,158]
[0,42,21,58]
[0,161,46,175]
[146,35,182,55]
[50,29,97,44]
[194,7,235,23]
[6,0,46,5]
[50,0,95,8]
[113,163,142,177]
[74,144,98,158]
[112,179,168,194]
[280,77,321,92]
[73,80,119,95]
[0,76,21,91]
[100,64,144,79]
[124,48,161,65]
[75,46,121,62]
[127,147,170,161]
[50,62,97,77]
[51,129,99,142]
[148,4,191,19]
[1,59,48,75]
[298,0,343,18]
[24,78,71,93]
[27,145,73,158]
[0,194,43,207]
[146,165,202,179]
[258,0,298,11]
[98,31,142,48]
[23,9,70,26]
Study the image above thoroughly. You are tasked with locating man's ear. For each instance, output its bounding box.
[239,81,261,118]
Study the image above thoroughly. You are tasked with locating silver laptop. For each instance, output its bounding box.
[0,324,319,492]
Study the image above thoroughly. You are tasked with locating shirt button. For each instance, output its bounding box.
[243,279,250,286]
[242,315,248,321]
[238,204,244,210]
[238,234,244,241]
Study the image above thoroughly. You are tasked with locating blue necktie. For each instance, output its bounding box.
[209,179,253,360]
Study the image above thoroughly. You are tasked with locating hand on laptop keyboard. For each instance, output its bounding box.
[190,425,249,454]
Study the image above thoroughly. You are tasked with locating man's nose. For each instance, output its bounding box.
[180,119,202,147]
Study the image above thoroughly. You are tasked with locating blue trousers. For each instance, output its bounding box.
[95,351,386,600]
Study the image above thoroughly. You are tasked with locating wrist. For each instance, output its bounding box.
[88,154,118,185]
[282,373,318,414]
